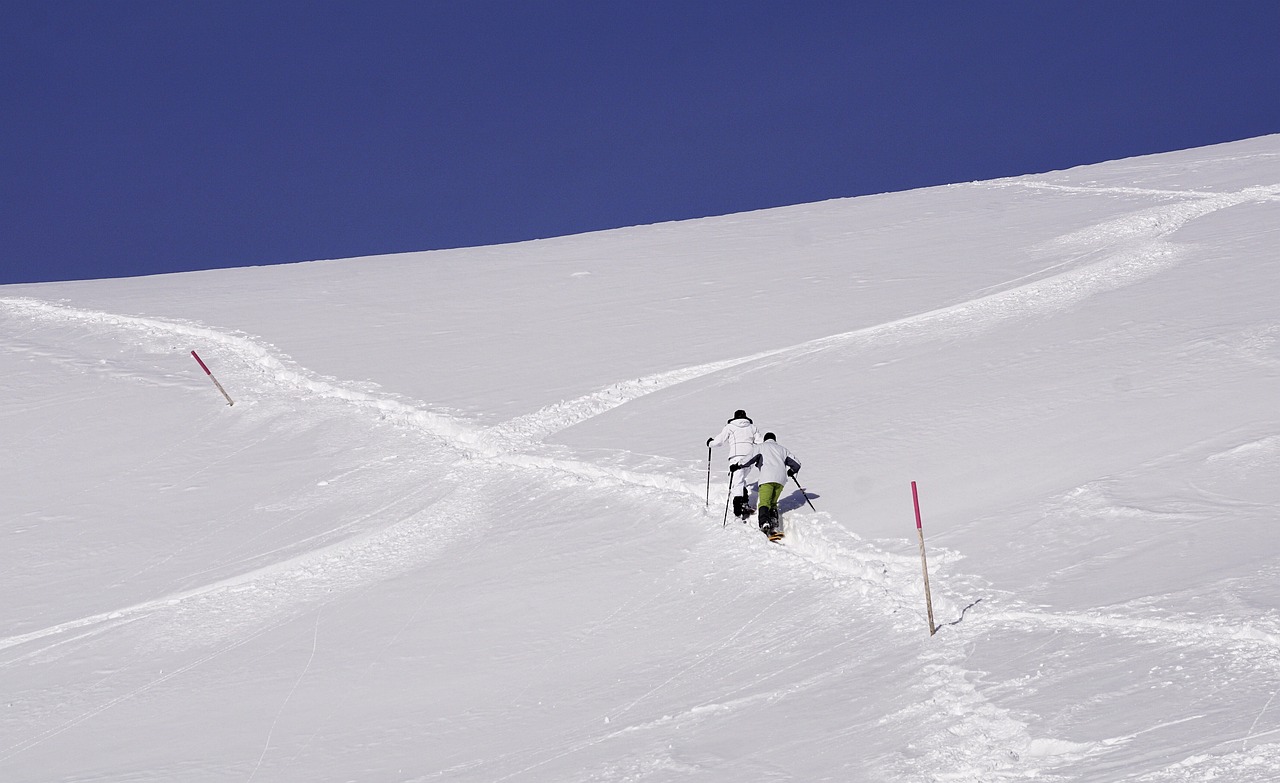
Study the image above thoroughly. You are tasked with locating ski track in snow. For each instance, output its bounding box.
[3,181,1278,779]
[498,182,1280,442]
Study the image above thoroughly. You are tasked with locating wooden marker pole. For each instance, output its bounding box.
[912,481,937,636]
[191,350,235,406]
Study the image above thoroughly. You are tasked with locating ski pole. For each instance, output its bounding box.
[790,473,817,511]
[722,470,735,527]
[705,446,712,509]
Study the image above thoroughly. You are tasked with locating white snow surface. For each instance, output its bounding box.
[3,136,1280,782]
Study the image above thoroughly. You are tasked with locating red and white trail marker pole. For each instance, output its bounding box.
[912,481,937,636]
[191,350,235,407]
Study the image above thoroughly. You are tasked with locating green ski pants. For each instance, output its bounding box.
[757,482,784,511]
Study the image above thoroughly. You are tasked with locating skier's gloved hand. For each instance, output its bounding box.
[730,463,741,473]
[787,468,796,477]
[706,437,714,447]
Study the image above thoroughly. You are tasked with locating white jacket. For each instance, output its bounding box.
[708,417,761,464]
[739,440,800,486]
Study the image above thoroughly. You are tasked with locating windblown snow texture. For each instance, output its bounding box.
[2,136,1279,781]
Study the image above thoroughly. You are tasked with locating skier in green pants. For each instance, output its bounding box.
[731,432,801,537]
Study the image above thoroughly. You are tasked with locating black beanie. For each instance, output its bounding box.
[764,432,776,441]
[733,409,747,420]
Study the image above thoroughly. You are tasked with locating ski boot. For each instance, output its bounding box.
[757,506,776,535]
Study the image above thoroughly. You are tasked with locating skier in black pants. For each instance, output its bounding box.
[707,409,763,520]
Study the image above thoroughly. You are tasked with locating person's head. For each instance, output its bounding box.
[764,432,776,441]
[733,409,747,420]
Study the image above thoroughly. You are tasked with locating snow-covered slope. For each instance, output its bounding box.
[2,135,1279,782]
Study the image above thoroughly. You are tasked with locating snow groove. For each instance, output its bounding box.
[0,296,479,446]
[497,184,1280,442]
[0,477,469,660]
[991,607,1280,651]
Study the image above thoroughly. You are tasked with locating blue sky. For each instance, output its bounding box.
[3,1,1277,285]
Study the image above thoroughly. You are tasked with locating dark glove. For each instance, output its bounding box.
[787,468,796,477]
[730,463,741,473]
[706,438,714,447]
